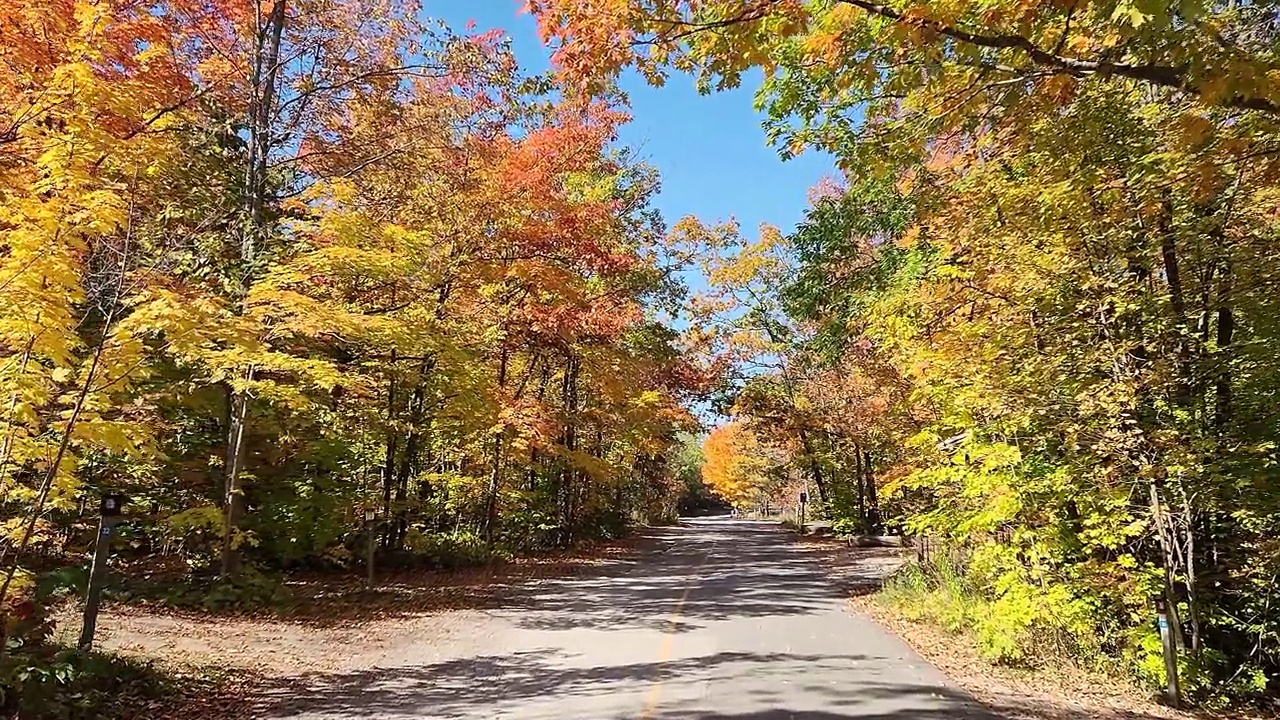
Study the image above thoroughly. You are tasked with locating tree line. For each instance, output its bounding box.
[530,0,1280,704]
[0,0,710,663]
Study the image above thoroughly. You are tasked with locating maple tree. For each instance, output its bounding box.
[701,422,775,510]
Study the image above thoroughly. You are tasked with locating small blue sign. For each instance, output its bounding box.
[1157,616,1168,630]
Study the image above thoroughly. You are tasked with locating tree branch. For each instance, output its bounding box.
[833,0,1280,114]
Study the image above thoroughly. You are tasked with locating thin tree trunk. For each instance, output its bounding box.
[1158,199,1194,408]
[797,428,829,506]
[221,0,287,577]
[220,382,251,575]
[483,346,509,542]
[1214,260,1234,433]
[863,450,881,532]
[1148,480,1186,651]
[393,378,426,550]
[1179,484,1202,655]
[380,348,398,549]
[559,355,578,547]
[853,444,866,531]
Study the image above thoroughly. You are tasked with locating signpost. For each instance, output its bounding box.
[1155,597,1182,708]
[798,491,808,534]
[79,494,124,650]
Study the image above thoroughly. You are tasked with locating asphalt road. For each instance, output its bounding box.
[265,518,999,720]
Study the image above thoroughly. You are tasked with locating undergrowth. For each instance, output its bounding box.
[0,646,228,720]
[877,556,1273,710]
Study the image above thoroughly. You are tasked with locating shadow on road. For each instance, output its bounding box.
[250,519,1176,720]
[505,519,895,635]
[251,649,1023,719]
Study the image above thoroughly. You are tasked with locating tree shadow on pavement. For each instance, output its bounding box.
[106,540,653,630]
[249,521,1178,720]
[253,648,1008,719]
[504,521,897,634]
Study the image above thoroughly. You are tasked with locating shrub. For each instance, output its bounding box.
[1,648,174,719]
[402,530,512,570]
[831,517,861,538]
[879,554,1100,667]
[115,566,288,612]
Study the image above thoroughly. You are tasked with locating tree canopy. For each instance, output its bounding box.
[527,0,1280,703]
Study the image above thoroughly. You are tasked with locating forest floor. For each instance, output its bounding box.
[802,536,1270,720]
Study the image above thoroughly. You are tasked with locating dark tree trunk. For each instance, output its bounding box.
[863,450,881,533]
[1214,261,1234,434]
[853,445,866,530]
[797,428,829,506]
[559,355,579,547]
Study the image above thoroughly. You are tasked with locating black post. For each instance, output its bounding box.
[798,491,808,534]
[79,494,123,651]
[1155,597,1181,707]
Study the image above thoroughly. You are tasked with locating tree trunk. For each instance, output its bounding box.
[1158,198,1194,409]
[863,450,881,533]
[393,379,426,550]
[1213,260,1234,434]
[797,428,829,506]
[221,0,287,577]
[559,355,579,547]
[853,445,866,531]
[220,383,250,576]
[483,346,509,543]
[380,349,398,549]
[1148,480,1187,652]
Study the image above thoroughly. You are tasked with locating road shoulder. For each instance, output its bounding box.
[799,535,1245,720]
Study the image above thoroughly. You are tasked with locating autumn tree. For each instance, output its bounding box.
[529,0,1280,702]
[0,4,707,684]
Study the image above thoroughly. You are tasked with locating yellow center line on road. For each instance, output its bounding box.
[640,539,718,719]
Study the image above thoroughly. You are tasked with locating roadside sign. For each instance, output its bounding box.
[101,494,125,517]
[799,492,808,504]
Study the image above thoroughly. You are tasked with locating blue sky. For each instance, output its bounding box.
[426,1,834,244]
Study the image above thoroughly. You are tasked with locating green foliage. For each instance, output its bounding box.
[830,518,860,538]
[0,648,180,720]
[882,555,1101,667]
[401,530,512,570]
[114,568,288,613]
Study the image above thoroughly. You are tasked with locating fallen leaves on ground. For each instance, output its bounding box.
[51,537,651,719]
